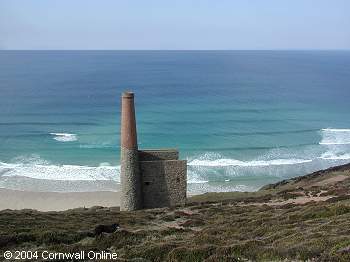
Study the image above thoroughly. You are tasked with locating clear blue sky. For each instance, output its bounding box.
[1,0,349,50]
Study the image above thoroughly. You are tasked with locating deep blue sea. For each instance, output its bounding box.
[1,51,350,193]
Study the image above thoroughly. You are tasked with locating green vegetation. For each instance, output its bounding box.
[1,164,350,261]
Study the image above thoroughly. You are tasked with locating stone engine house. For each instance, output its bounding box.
[120,92,187,211]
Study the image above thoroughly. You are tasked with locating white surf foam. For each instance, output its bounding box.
[320,142,350,145]
[187,178,209,184]
[0,161,120,181]
[319,128,350,145]
[321,128,350,132]
[188,180,209,184]
[50,133,78,142]
[319,152,350,160]
[188,158,312,167]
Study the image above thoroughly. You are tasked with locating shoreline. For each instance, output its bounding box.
[1,162,350,211]
[0,182,262,211]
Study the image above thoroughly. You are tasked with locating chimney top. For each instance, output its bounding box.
[122,91,134,98]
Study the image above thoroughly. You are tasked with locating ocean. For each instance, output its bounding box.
[1,50,350,194]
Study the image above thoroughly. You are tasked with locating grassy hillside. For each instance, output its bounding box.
[1,164,350,261]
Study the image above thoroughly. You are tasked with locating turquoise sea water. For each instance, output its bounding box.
[1,51,350,193]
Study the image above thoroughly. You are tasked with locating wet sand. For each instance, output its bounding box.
[0,189,120,211]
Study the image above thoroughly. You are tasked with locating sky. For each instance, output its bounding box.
[0,0,349,50]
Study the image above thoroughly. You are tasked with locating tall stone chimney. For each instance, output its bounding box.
[120,92,142,211]
[120,91,187,211]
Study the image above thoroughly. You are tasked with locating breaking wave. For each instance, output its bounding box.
[50,133,78,142]
[1,128,350,192]
[317,128,350,160]
[0,160,120,182]
[319,128,350,145]
[188,158,312,167]
[319,152,350,160]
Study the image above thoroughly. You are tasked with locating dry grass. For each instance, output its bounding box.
[1,163,350,261]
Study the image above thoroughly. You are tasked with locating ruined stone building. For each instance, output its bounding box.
[120,92,187,211]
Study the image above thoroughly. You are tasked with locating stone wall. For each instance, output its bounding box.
[138,149,187,209]
[138,149,179,161]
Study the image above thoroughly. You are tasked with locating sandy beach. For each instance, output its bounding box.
[0,189,120,211]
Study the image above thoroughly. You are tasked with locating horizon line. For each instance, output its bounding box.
[1,49,350,52]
